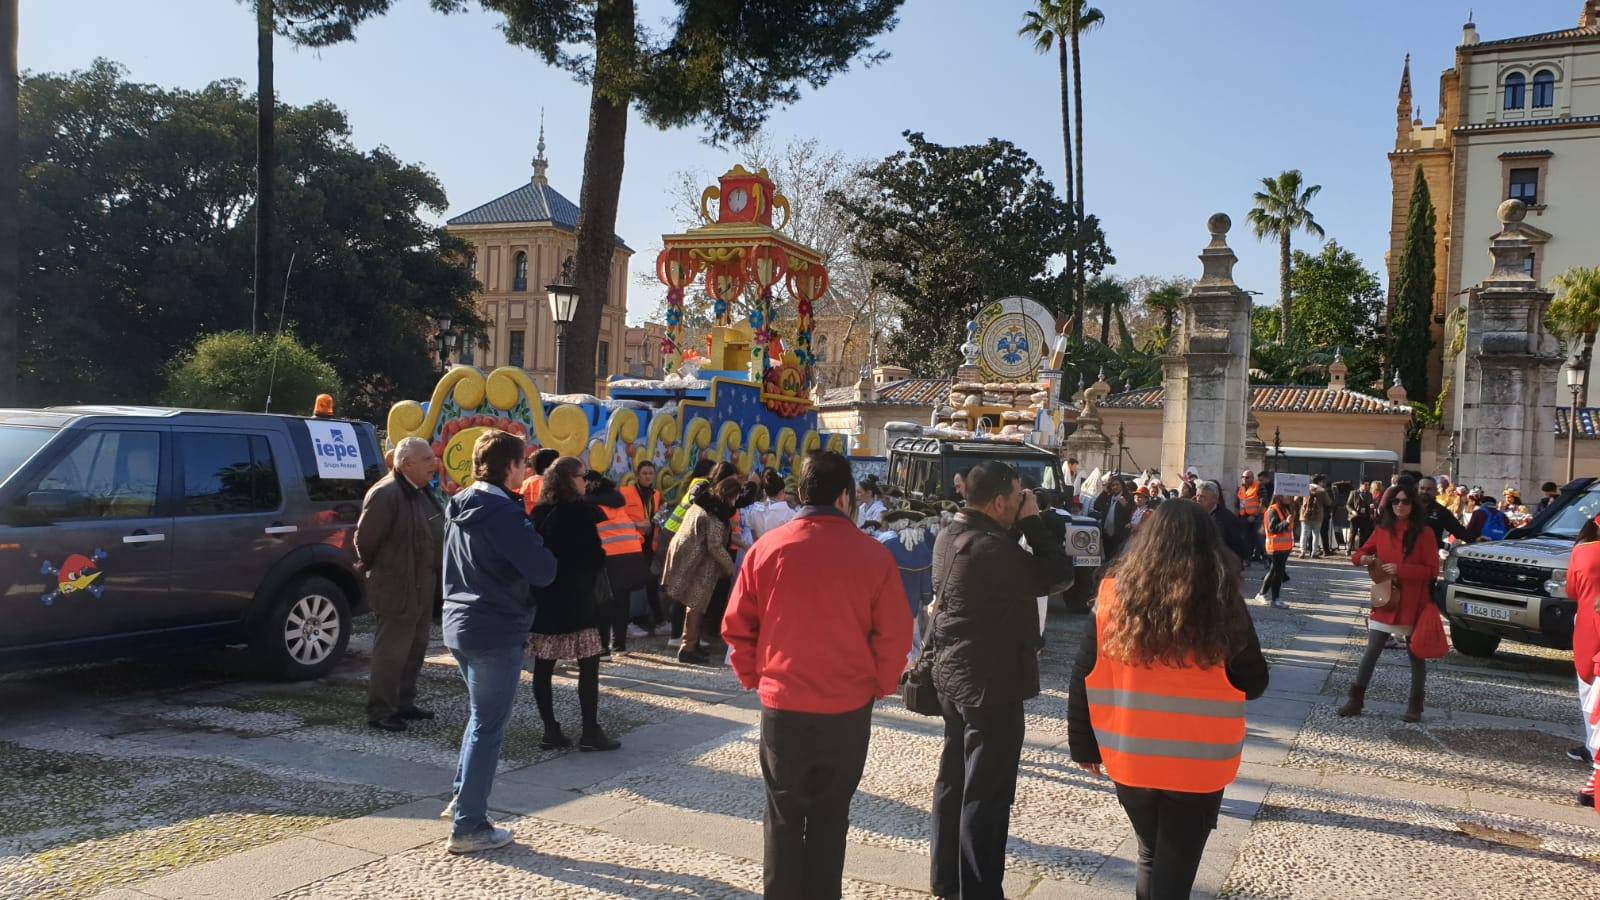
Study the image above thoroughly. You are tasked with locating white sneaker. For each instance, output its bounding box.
[440,796,457,820]
[447,825,514,854]
[1251,593,1267,605]
[627,624,651,638]
[1272,598,1290,609]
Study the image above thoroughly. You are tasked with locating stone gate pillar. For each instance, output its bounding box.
[1160,213,1254,486]
[1455,199,1562,496]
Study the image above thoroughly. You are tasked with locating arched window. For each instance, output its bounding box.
[512,251,528,292]
[1504,72,1526,110]
[1532,70,1555,109]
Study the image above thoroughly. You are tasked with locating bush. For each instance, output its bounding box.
[163,331,340,416]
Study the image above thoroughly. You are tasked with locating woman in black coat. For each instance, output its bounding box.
[529,456,620,752]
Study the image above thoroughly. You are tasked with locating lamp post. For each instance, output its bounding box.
[546,257,580,394]
[1269,426,1282,475]
[1567,357,1586,483]
[433,314,455,368]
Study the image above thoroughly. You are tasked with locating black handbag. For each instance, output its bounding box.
[900,530,975,717]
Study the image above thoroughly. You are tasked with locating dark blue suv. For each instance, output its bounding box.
[0,407,382,679]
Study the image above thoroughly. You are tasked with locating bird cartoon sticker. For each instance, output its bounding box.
[40,550,108,605]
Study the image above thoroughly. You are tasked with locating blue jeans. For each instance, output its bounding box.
[449,644,524,837]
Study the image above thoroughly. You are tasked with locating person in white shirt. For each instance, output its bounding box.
[856,479,887,529]
[744,470,798,543]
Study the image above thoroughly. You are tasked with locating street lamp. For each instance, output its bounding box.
[433,314,456,368]
[546,257,580,394]
[1567,358,1586,482]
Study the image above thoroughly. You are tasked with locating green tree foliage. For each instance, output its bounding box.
[435,0,903,393]
[835,132,1092,377]
[1247,169,1324,342]
[1388,167,1437,401]
[1287,239,1385,391]
[163,331,339,414]
[1547,265,1600,352]
[19,61,480,419]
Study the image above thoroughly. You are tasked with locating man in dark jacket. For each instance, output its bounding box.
[356,437,445,733]
[441,431,557,854]
[1417,476,1471,550]
[929,461,1075,898]
[1196,481,1250,569]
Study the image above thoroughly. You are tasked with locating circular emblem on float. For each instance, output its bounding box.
[974,297,1054,381]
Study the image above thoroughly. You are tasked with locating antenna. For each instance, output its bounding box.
[263,249,297,414]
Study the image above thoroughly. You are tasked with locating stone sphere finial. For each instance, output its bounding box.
[1497,198,1527,225]
[1207,212,1232,237]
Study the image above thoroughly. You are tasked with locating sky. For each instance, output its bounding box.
[18,0,1589,325]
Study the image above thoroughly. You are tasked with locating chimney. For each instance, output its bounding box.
[1387,371,1409,404]
[1463,15,1479,45]
[1328,349,1348,391]
[854,366,875,403]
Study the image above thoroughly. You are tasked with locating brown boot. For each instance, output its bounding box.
[1402,694,1424,723]
[1337,686,1365,717]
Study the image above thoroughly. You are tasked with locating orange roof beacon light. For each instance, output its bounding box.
[656,164,828,418]
[313,394,335,418]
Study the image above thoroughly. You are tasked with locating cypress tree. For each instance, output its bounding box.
[1389,166,1436,400]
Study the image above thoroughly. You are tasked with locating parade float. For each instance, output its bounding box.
[385,165,843,504]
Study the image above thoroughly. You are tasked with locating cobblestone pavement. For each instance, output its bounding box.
[3,558,1599,899]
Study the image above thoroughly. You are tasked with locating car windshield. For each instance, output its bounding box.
[0,424,57,482]
[948,455,1059,491]
[1531,485,1600,540]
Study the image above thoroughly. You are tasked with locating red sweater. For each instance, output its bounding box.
[1353,521,1440,631]
[723,506,912,714]
[1566,542,1600,684]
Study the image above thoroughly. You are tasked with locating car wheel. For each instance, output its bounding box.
[253,575,351,680]
[1449,622,1500,658]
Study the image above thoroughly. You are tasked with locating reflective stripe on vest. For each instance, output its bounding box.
[1237,484,1262,518]
[1263,507,1294,554]
[664,478,707,534]
[598,506,644,556]
[1084,579,1245,793]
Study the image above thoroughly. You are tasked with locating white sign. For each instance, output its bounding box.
[1274,473,1310,498]
[306,420,366,480]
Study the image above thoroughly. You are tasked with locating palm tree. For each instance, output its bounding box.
[0,0,15,404]
[1548,265,1600,375]
[1020,3,1077,333]
[1067,1,1104,342]
[1247,170,1325,342]
[1086,275,1129,347]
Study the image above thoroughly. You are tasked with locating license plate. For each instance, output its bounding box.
[1463,601,1512,622]
[1074,556,1101,568]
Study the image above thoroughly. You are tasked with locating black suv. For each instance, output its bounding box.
[0,407,382,679]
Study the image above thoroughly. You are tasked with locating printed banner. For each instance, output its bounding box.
[1274,473,1310,498]
[306,420,365,480]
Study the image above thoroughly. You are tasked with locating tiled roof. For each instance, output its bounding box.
[1457,114,1600,133]
[1469,24,1600,49]
[447,180,630,250]
[1499,148,1554,158]
[1555,408,1600,438]
[817,378,950,409]
[1099,385,1412,416]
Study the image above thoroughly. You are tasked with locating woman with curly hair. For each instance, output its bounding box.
[1068,500,1268,900]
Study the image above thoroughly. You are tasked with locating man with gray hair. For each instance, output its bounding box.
[1195,480,1251,567]
[356,436,445,732]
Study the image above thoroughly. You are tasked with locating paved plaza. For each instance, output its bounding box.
[3,559,1600,899]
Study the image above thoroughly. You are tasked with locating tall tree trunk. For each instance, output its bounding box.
[253,0,274,334]
[1278,228,1291,342]
[567,0,635,395]
[1100,296,1111,346]
[0,0,16,405]
[1069,8,1087,344]
[1057,40,1077,342]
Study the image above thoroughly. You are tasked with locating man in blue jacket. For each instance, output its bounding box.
[441,431,557,854]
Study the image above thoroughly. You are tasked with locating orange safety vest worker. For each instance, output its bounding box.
[597,504,645,556]
[521,474,543,515]
[1237,482,1263,518]
[1263,504,1294,555]
[1084,580,1246,794]
[621,483,658,530]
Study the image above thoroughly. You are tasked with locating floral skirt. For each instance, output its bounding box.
[527,627,603,662]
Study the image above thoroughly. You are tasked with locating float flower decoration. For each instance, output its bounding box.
[655,247,702,373]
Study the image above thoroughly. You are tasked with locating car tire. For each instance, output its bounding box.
[1449,622,1500,658]
[252,575,352,680]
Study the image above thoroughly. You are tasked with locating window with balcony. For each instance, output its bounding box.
[509,330,525,369]
[513,252,528,292]
[1532,70,1555,109]
[1504,72,1526,110]
[1508,168,1539,205]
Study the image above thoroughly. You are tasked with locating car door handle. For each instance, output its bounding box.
[123,531,166,545]
[264,524,298,535]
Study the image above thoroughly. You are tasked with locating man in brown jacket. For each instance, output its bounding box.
[356,436,445,732]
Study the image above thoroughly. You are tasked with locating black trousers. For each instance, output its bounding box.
[1258,551,1290,601]
[931,698,1026,899]
[1115,784,1224,900]
[759,702,873,900]
[599,553,648,652]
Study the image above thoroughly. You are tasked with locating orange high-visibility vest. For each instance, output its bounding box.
[621,484,658,526]
[1237,483,1262,518]
[1085,580,1245,793]
[1263,505,1294,554]
[597,504,645,556]
[521,475,543,515]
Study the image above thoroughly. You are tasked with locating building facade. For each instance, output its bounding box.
[815,366,948,457]
[622,322,669,379]
[445,127,633,396]
[1388,2,1600,401]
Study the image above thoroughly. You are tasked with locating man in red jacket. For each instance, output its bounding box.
[724,450,912,900]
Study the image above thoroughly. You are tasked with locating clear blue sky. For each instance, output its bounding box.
[19,0,1586,324]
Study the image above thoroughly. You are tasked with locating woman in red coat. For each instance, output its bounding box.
[1562,516,1600,807]
[1341,482,1440,723]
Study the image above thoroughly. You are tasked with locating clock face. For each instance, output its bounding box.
[728,188,749,213]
